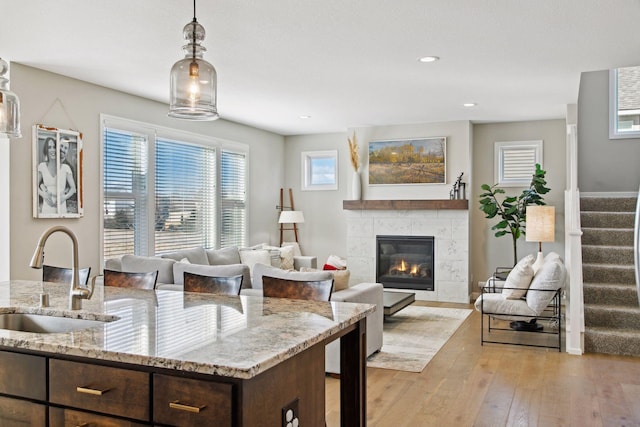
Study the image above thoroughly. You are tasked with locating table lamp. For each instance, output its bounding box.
[526,205,555,273]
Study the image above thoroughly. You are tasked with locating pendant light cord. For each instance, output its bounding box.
[192,0,197,60]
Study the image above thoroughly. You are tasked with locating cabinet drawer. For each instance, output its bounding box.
[0,395,46,426]
[50,407,147,427]
[153,374,232,427]
[50,359,150,421]
[0,351,46,400]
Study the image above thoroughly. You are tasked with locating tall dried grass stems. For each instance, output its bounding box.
[348,132,360,172]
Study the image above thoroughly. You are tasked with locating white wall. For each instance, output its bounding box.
[10,64,285,280]
[471,119,566,285]
[284,121,472,272]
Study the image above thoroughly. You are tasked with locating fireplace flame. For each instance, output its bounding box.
[389,258,422,277]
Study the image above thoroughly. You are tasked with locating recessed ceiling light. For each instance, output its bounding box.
[299,115,311,119]
[418,56,440,63]
[463,103,477,107]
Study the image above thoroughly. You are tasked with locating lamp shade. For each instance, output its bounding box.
[279,211,305,224]
[526,206,555,243]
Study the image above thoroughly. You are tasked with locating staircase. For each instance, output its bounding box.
[581,196,639,357]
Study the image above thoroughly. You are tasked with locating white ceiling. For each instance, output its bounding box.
[3,0,640,136]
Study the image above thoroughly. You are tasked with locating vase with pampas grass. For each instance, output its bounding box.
[348,132,361,200]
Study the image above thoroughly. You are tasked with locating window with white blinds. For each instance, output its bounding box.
[494,140,543,187]
[155,138,217,254]
[103,128,149,258]
[101,116,248,261]
[220,150,247,248]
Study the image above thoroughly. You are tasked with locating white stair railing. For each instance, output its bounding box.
[565,123,584,355]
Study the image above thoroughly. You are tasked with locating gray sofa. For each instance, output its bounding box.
[104,246,383,374]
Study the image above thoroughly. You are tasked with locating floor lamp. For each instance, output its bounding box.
[513,205,555,332]
[526,205,556,274]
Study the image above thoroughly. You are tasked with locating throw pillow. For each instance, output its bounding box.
[206,246,241,265]
[239,249,272,277]
[501,258,535,300]
[325,254,347,270]
[526,258,566,314]
[279,245,295,270]
[301,267,350,291]
[121,255,176,284]
[281,241,302,257]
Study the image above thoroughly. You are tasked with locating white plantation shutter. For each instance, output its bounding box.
[220,150,246,248]
[101,116,248,262]
[103,128,149,257]
[155,138,217,254]
[494,140,542,187]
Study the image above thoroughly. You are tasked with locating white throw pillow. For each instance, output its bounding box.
[279,245,295,270]
[239,249,272,277]
[526,258,566,314]
[281,241,302,257]
[502,257,535,300]
[301,267,350,291]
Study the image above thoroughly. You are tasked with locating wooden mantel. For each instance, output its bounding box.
[343,199,468,210]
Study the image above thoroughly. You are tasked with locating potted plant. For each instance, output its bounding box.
[478,164,550,266]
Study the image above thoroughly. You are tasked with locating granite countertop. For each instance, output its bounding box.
[0,280,374,379]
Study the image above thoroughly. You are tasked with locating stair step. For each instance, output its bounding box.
[583,283,639,307]
[580,196,637,213]
[581,228,634,246]
[582,263,636,285]
[584,327,640,357]
[580,211,635,229]
[582,245,635,265]
[584,304,640,329]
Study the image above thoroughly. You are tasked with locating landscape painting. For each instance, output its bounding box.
[368,137,446,185]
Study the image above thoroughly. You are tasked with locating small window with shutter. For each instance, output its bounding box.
[494,140,542,187]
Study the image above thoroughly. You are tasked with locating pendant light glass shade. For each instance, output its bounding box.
[0,58,21,138]
[169,8,218,121]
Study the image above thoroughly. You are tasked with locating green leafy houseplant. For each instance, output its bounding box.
[479,164,550,266]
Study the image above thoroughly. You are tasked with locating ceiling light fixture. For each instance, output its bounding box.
[299,115,311,119]
[168,0,218,121]
[0,58,21,138]
[418,56,440,63]
[463,103,477,107]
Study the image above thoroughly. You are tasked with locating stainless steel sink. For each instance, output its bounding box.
[0,313,106,334]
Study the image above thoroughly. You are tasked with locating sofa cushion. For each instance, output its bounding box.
[502,255,535,300]
[121,255,176,284]
[252,263,333,290]
[160,247,209,265]
[301,267,350,291]
[526,258,566,314]
[206,246,241,265]
[239,249,271,276]
[173,263,250,288]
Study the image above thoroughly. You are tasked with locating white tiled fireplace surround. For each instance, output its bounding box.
[346,208,469,303]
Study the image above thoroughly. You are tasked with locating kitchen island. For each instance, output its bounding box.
[0,280,374,426]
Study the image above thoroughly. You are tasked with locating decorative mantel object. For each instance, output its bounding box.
[32,124,83,218]
[0,58,21,138]
[348,132,361,200]
[368,137,446,185]
[450,172,466,199]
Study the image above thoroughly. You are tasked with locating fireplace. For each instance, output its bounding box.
[376,235,434,291]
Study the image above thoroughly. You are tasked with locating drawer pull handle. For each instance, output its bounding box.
[170,400,206,413]
[76,386,111,396]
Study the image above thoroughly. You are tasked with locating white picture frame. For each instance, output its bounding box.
[32,124,84,218]
[301,150,338,191]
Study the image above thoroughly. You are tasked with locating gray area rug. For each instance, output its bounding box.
[367,305,472,373]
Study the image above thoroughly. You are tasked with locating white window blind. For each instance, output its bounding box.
[220,150,247,248]
[155,138,217,254]
[494,140,542,187]
[103,128,149,258]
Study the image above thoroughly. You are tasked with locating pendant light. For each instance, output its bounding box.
[168,0,218,120]
[0,58,21,138]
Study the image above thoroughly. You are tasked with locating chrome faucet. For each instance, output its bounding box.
[30,226,94,310]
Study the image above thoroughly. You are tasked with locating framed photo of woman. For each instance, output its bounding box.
[32,124,84,218]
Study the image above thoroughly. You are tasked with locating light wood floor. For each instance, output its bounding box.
[326,301,640,427]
